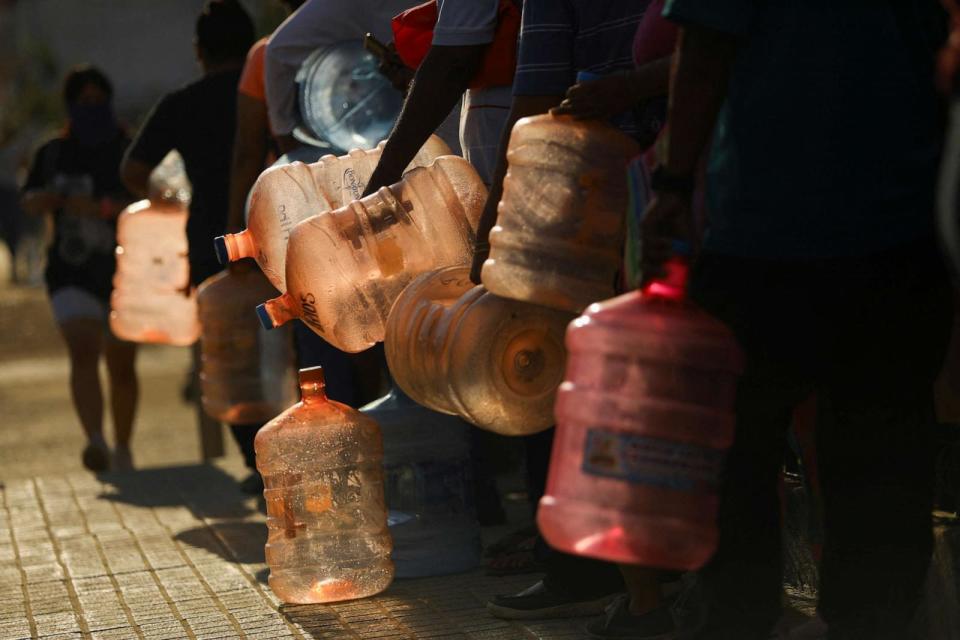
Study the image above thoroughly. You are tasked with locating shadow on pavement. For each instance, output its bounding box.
[97,463,255,519]
[175,520,267,565]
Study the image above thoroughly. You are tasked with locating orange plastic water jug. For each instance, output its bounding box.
[255,366,393,603]
[198,265,297,423]
[384,266,573,435]
[214,136,451,291]
[537,257,744,569]
[110,199,199,345]
[257,156,486,353]
[482,114,641,313]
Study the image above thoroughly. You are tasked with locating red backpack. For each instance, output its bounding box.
[391,0,521,89]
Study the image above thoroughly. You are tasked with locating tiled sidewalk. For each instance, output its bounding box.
[0,464,589,640]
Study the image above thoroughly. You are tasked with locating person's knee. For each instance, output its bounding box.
[61,321,103,370]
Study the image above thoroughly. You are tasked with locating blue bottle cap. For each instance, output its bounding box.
[255,304,274,330]
[213,236,229,264]
[576,70,602,83]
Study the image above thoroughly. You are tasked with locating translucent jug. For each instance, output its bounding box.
[482,114,641,313]
[384,266,573,436]
[362,386,480,578]
[256,366,393,603]
[215,136,451,291]
[198,266,297,423]
[110,199,199,345]
[537,258,744,569]
[257,156,486,353]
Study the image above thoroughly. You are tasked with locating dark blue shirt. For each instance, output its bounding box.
[664,0,945,258]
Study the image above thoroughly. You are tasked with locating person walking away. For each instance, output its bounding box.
[20,66,138,472]
[120,0,263,492]
[643,2,951,639]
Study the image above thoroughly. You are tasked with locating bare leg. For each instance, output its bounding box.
[104,336,138,453]
[619,566,662,615]
[59,318,105,441]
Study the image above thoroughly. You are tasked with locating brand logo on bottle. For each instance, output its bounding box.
[277,204,294,241]
[582,428,722,493]
[299,292,324,332]
[344,169,363,201]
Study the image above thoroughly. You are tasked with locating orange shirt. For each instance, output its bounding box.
[238,37,269,102]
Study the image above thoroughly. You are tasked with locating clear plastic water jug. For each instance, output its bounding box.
[482,114,641,313]
[256,366,393,603]
[361,386,480,577]
[257,156,486,353]
[298,40,404,153]
[198,265,297,423]
[537,257,744,569]
[215,136,451,292]
[111,151,198,345]
[384,265,573,436]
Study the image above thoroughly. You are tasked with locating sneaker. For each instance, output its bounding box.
[239,471,264,495]
[585,594,676,639]
[81,438,109,472]
[487,580,620,620]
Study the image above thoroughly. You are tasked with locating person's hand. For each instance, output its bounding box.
[469,240,490,285]
[376,43,415,94]
[551,73,638,121]
[640,191,695,283]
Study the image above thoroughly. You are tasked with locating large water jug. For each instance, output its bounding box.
[110,151,198,345]
[361,387,480,578]
[255,366,393,603]
[384,266,573,436]
[257,156,486,353]
[198,265,297,423]
[537,257,744,569]
[215,136,451,292]
[482,114,641,313]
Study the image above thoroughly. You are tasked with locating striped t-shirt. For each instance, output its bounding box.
[513,0,651,140]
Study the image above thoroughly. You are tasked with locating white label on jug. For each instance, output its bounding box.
[581,428,723,493]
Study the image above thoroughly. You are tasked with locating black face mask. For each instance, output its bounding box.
[68,103,119,147]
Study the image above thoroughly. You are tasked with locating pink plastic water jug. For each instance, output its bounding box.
[537,257,744,569]
[257,156,486,353]
[214,136,451,291]
[482,114,640,313]
[110,199,199,345]
[198,265,297,423]
[384,266,573,436]
[255,366,393,603]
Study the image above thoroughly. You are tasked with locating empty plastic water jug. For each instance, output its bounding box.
[110,199,198,345]
[384,266,573,436]
[256,366,393,604]
[215,136,451,292]
[257,156,486,353]
[361,387,480,578]
[198,266,297,423]
[482,114,641,313]
[537,257,744,569]
[298,40,403,153]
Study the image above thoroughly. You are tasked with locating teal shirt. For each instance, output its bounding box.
[664,0,945,258]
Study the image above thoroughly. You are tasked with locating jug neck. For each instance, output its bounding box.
[256,293,296,330]
[641,255,689,301]
[214,230,255,264]
[299,366,328,405]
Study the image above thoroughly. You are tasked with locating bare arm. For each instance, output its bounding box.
[551,56,673,120]
[119,156,154,200]
[363,43,486,196]
[228,94,271,233]
[20,190,63,216]
[469,94,564,283]
[640,25,740,278]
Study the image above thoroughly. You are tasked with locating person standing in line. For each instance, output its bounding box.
[120,0,262,491]
[21,66,138,472]
[644,2,950,639]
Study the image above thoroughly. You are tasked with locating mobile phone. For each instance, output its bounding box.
[363,33,392,62]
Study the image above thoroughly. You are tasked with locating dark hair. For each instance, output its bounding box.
[280,0,306,10]
[62,65,113,106]
[196,0,255,64]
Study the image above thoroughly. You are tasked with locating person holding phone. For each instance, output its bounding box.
[20,65,138,472]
